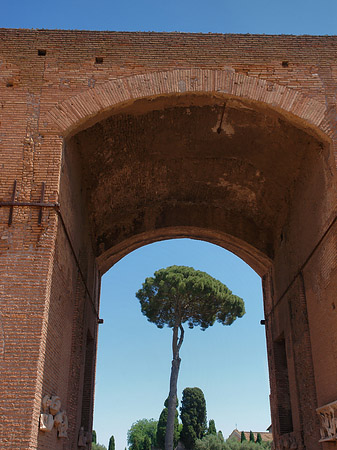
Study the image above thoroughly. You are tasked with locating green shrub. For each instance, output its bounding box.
[195,434,224,450]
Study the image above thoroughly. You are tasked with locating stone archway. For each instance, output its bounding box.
[1,30,337,450]
[43,82,336,450]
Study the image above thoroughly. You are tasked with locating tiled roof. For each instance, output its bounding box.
[228,429,273,442]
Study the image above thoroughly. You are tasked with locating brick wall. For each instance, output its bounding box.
[0,30,336,449]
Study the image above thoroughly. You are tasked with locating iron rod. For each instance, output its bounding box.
[8,180,17,226]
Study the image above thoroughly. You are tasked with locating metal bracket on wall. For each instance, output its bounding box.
[0,180,59,225]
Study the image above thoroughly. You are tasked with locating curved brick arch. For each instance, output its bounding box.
[97,226,272,276]
[47,68,331,138]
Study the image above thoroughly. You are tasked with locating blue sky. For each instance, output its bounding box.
[2,0,336,448]
[2,0,337,35]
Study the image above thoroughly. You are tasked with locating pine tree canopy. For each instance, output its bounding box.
[136,265,245,330]
[136,266,245,450]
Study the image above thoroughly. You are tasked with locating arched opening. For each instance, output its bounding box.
[93,238,271,448]
[41,89,336,450]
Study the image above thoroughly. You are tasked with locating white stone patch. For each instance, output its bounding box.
[216,178,257,204]
[212,111,234,136]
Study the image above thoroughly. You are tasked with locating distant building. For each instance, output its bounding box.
[227,428,273,443]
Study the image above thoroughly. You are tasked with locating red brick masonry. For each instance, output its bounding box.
[0,30,336,450]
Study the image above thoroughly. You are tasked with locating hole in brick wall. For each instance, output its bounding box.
[282,61,289,68]
[38,49,47,56]
[6,81,14,88]
[95,56,104,64]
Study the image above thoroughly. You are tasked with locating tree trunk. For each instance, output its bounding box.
[165,324,184,450]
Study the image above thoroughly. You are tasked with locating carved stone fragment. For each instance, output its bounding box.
[78,426,90,447]
[42,395,52,413]
[39,413,54,432]
[50,396,61,415]
[54,410,68,438]
[39,394,68,438]
[279,432,299,449]
[316,400,337,442]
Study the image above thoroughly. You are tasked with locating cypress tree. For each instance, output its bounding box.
[92,430,97,444]
[249,431,255,442]
[240,431,246,442]
[180,387,207,449]
[256,432,262,444]
[157,408,168,450]
[157,397,180,450]
[207,420,216,435]
[109,435,115,450]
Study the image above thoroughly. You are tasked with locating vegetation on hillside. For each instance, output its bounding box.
[127,419,158,450]
[223,439,272,449]
[92,430,107,450]
[92,444,108,450]
[125,387,272,450]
